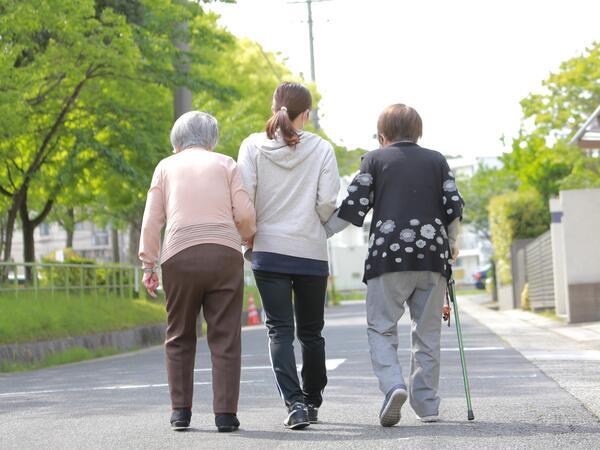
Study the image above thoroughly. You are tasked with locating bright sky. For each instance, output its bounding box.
[208,0,600,158]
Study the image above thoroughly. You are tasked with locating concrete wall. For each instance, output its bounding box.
[330,244,368,291]
[549,198,568,316]
[497,284,515,311]
[554,189,600,323]
[511,239,534,309]
[0,324,165,366]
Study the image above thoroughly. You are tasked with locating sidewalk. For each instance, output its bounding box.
[460,294,600,419]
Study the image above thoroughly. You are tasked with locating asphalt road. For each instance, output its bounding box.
[1,301,599,449]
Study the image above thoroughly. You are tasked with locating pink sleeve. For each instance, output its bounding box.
[138,164,166,269]
[230,164,256,242]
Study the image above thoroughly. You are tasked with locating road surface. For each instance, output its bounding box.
[1,300,599,449]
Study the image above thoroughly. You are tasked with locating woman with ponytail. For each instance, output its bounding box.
[237,82,340,429]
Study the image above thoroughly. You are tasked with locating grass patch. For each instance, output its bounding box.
[333,289,366,301]
[0,346,123,373]
[0,293,165,345]
[534,308,564,322]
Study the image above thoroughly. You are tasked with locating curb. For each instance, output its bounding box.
[0,324,166,366]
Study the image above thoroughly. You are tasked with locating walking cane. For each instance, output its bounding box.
[445,277,475,421]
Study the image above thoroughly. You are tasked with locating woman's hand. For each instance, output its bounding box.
[142,271,159,298]
[452,246,460,260]
[245,236,255,249]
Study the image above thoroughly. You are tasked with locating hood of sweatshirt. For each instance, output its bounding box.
[250,131,325,170]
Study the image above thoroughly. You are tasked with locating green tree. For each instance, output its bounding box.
[503,41,600,202]
[196,37,365,175]
[0,0,143,265]
[459,165,518,238]
[0,0,231,266]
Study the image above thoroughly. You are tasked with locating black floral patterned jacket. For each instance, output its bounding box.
[337,142,464,283]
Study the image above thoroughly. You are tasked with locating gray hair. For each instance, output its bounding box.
[170,111,219,152]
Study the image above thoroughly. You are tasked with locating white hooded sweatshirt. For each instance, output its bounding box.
[237,131,340,261]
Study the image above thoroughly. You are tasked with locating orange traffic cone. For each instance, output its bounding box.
[247,295,261,326]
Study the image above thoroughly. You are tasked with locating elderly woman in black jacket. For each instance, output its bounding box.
[326,104,463,427]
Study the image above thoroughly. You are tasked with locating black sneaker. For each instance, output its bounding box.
[170,408,192,431]
[215,413,240,432]
[307,404,319,424]
[284,402,310,430]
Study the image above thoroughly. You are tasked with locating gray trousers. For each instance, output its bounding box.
[366,271,446,417]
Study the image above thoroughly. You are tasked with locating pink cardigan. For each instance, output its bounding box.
[138,148,256,269]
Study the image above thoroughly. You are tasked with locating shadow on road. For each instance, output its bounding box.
[196,420,600,442]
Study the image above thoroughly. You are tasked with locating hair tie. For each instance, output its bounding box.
[279,106,288,112]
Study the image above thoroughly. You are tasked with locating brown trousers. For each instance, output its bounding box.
[161,244,243,413]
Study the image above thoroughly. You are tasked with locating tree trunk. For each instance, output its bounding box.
[128,219,141,265]
[0,217,4,261]
[2,202,19,262]
[21,220,36,279]
[66,228,74,248]
[65,208,75,248]
[111,227,120,263]
[19,188,55,281]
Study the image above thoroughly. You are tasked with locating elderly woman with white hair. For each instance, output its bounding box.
[139,111,256,432]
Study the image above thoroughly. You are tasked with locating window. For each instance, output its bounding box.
[39,223,50,236]
[93,229,109,246]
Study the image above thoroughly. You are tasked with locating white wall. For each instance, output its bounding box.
[552,188,600,323]
[560,189,600,284]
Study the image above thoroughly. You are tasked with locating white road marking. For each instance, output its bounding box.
[521,350,600,361]
[233,347,505,358]
[442,346,507,352]
[328,374,539,381]
[317,347,507,356]
[455,374,538,380]
[194,358,347,373]
[0,380,264,398]
[325,358,346,370]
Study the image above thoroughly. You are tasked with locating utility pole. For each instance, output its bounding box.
[290,0,331,130]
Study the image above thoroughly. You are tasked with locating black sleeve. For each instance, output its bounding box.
[338,155,375,227]
[440,156,465,224]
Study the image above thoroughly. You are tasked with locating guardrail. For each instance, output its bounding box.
[0,261,140,299]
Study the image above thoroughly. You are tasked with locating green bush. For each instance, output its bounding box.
[488,190,549,285]
[39,248,133,292]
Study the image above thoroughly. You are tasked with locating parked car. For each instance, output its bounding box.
[473,265,491,290]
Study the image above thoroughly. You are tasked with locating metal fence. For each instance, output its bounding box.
[525,231,555,311]
[0,261,140,299]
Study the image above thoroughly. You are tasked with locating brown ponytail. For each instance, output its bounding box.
[266,82,312,147]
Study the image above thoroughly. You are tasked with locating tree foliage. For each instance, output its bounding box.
[459,166,518,237]
[502,41,600,203]
[461,41,600,244]
[0,0,363,264]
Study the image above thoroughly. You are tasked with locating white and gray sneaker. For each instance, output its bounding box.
[379,384,408,427]
[284,402,310,430]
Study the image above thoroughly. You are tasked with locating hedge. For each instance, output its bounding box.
[488,189,549,285]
